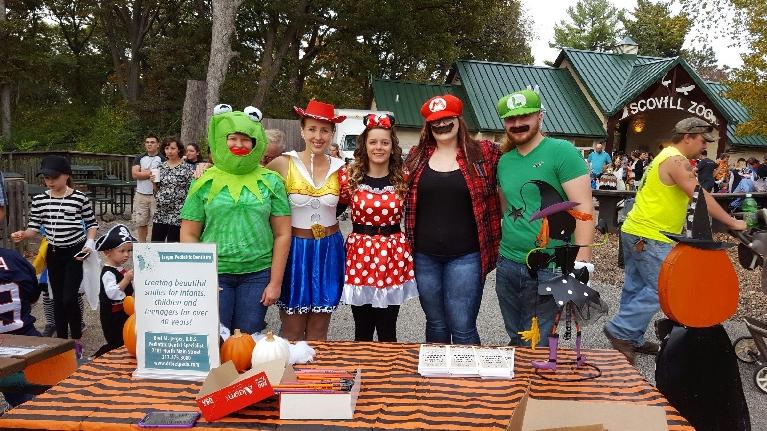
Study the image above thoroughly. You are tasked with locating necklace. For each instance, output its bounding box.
[48,187,71,244]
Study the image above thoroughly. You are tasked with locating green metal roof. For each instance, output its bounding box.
[613,59,675,110]
[706,81,767,148]
[452,60,605,137]
[556,49,735,123]
[554,48,663,113]
[370,79,478,129]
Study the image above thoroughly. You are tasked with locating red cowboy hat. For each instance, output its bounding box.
[420,94,463,122]
[294,100,347,124]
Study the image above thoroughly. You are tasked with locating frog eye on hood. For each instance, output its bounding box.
[244,106,263,122]
[213,104,232,115]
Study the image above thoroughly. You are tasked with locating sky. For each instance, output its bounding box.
[521,0,744,68]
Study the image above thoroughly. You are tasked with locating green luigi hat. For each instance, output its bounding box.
[208,104,268,175]
[497,89,542,119]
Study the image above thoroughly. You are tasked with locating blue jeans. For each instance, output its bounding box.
[414,251,483,344]
[605,232,672,346]
[219,269,271,334]
[495,256,558,347]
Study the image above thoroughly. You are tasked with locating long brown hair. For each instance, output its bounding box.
[405,117,481,177]
[347,127,407,198]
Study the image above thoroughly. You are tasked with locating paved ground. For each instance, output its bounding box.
[2,219,765,428]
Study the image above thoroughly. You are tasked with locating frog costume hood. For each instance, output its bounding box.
[188,104,277,202]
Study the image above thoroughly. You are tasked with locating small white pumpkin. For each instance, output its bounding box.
[251,330,290,368]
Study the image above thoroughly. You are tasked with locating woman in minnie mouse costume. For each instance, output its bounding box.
[339,114,418,342]
[267,100,347,341]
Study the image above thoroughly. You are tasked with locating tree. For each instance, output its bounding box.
[727,0,767,136]
[621,0,689,58]
[550,0,622,51]
[681,46,730,82]
[205,0,242,117]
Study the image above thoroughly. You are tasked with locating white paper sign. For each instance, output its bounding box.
[132,243,220,381]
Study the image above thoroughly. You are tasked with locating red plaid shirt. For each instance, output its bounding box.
[404,140,501,278]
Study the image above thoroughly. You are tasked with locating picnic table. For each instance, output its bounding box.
[0,335,77,395]
[592,189,767,233]
[70,165,104,180]
[76,179,136,221]
[0,342,694,430]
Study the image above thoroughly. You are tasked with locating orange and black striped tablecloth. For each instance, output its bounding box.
[0,342,692,430]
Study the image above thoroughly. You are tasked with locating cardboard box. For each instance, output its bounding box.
[278,365,362,420]
[507,390,669,431]
[195,361,274,422]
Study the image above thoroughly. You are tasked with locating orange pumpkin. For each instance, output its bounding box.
[658,244,738,328]
[123,295,135,316]
[220,329,256,372]
[123,314,137,357]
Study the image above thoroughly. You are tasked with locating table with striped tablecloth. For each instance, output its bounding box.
[0,342,693,430]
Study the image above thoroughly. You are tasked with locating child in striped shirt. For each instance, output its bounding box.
[11,155,97,358]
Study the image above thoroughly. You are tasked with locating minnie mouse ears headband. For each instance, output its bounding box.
[363,114,396,130]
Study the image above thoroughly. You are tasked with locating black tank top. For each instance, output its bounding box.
[414,165,479,256]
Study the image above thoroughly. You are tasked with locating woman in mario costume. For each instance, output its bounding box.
[267,100,347,341]
[339,113,417,342]
[404,94,501,345]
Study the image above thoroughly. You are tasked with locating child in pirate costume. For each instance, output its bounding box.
[92,224,136,358]
[266,100,347,341]
[181,105,291,336]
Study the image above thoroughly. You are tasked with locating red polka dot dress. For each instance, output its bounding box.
[340,172,418,307]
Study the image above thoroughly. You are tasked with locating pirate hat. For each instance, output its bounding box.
[95,224,137,251]
[662,185,735,250]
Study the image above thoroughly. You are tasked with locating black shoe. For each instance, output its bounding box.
[633,341,660,355]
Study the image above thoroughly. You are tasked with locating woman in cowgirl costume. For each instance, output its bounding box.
[339,114,417,342]
[267,100,347,341]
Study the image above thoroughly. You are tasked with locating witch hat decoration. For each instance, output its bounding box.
[662,185,735,250]
[525,180,600,309]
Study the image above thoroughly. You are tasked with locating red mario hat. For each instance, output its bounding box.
[294,100,347,124]
[420,94,463,122]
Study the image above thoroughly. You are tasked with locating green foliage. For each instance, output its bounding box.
[727,0,767,136]
[3,0,534,154]
[551,0,622,51]
[75,105,140,154]
[620,0,690,58]
[681,46,730,81]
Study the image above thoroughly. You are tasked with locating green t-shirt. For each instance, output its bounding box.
[181,173,291,274]
[497,137,589,264]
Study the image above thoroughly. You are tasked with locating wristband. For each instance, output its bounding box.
[85,239,96,251]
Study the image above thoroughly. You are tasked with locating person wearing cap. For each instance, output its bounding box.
[181,105,291,337]
[11,155,98,358]
[494,89,594,347]
[604,117,746,365]
[266,100,348,341]
[92,224,136,358]
[403,94,501,345]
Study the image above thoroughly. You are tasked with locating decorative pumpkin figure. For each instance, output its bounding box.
[123,314,137,357]
[123,295,135,317]
[659,186,738,327]
[251,330,290,368]
[220,329,256,372]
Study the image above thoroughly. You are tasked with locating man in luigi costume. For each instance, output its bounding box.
[180,105,292,335]
[494,88,594,347]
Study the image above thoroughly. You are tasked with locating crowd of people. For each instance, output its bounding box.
[0,89,753,425]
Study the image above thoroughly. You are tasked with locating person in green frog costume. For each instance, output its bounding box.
[180,104,291,335]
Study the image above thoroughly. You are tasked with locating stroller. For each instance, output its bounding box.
[731,208,767,394]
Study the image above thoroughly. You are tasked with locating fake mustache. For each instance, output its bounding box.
[432,123,455,134]
[508,125,530,134]
[230,147,251,156]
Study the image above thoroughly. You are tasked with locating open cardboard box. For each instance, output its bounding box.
[507,390,669,431]
[195,361,275,421]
